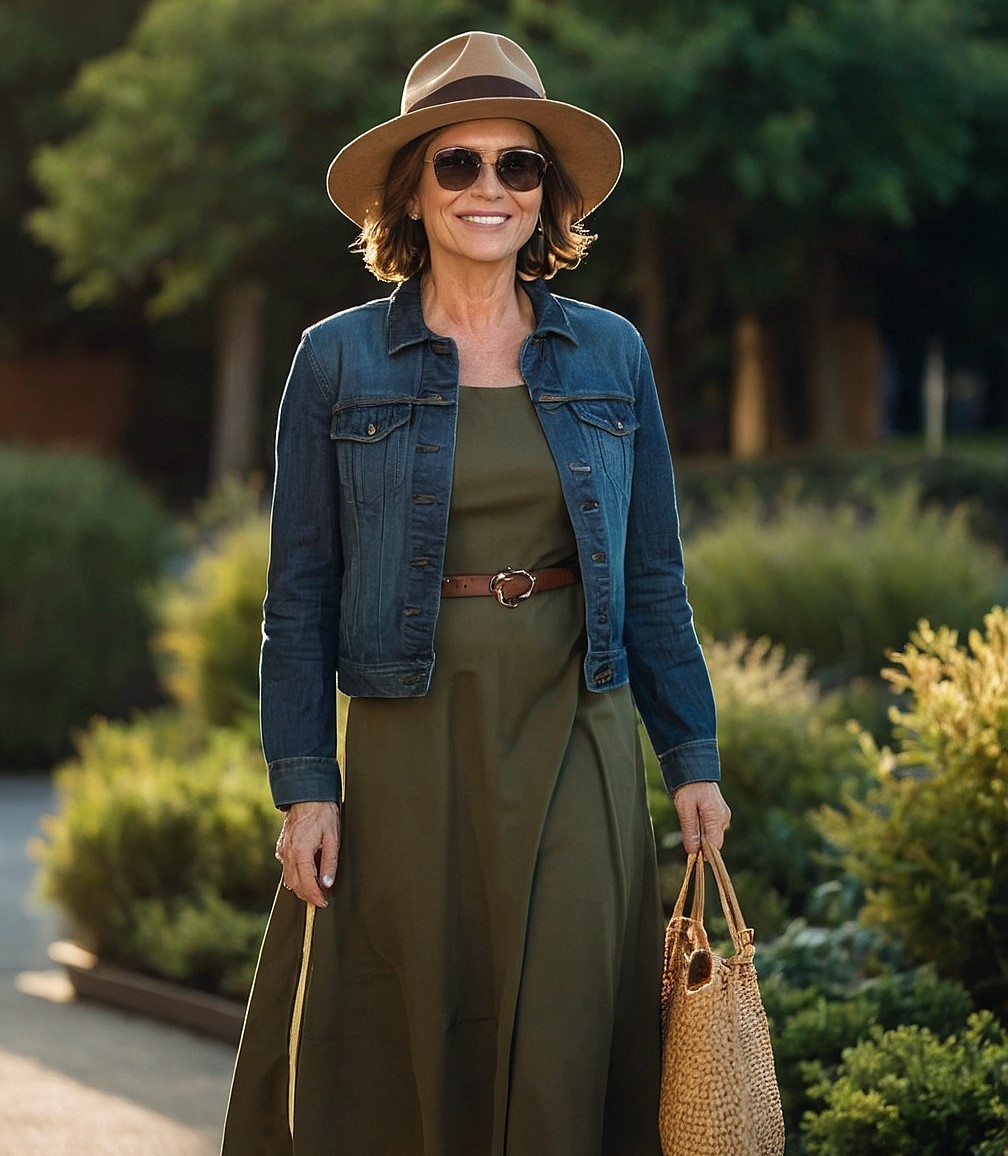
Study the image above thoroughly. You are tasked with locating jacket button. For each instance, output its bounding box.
[581,500,599,512]
[598,614,608,625]
[591,551,606,563]
[367,422,377,435]
[403,673,424,686]
[593,667,614,685]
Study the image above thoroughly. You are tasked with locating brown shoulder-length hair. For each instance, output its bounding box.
[352,128,598,283]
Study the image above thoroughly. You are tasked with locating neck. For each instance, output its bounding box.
[420,260,531,335]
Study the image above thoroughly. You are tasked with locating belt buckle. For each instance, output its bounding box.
[489,567,536,608]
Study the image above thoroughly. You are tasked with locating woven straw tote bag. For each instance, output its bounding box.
[659,837,785,1156]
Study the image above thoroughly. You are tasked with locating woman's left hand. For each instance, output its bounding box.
[673,781,731,855]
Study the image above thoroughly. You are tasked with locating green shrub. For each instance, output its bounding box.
[0,446,175,767]
[683,485,1008,680]
[678,442,1008,556]
[819,607,1008,1012]
[758,919,974,1144]
[647,636,866,932]
[155,512,269,726]
[801,1011,1008,1155]
[36,712,277,998]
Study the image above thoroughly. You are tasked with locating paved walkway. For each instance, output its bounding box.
[0,775,237,1155]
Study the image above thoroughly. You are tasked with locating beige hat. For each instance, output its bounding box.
[327,31,623,227]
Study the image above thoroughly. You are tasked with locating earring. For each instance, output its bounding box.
[409,211,420,221]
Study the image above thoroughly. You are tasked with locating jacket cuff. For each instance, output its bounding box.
[268,756,342,810]
[658,739,721,794]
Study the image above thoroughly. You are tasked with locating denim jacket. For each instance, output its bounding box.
[261,276,719,808]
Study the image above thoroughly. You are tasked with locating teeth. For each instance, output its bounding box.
[461,215,507,224]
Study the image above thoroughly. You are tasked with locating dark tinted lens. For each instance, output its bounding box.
[495,150,548,191]
[432,148,482,190]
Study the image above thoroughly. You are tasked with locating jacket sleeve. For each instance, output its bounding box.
[259,331,344,809]
[622,336,721,794]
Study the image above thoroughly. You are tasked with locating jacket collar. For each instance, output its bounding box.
[385,274,578,354]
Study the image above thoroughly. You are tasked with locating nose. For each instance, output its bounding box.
[471,159,505,196]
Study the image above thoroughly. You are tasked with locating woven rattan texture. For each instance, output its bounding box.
[658,844,785,1156]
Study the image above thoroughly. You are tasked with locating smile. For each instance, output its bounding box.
[459,214,509,225]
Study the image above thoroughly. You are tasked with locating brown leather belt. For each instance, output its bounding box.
[440,566,579,608]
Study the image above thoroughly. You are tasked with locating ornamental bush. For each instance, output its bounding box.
[35,712,277,998]
[683,486,1008,681]
[647,635,865,933]
[0,445,175,767]
[154,508,269,726]
[819,607,1008,1012]
[757,918,974,1144]
[801,1011,1008,1155]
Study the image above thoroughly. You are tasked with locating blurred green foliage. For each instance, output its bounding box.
[0,445,175,768]
[36,712,276,998]
[154,511,269,726]
[684,484,1008,680]
[820,607,1008,1013]
[646,635,866,934]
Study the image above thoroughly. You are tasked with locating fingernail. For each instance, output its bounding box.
[322,874,334,888]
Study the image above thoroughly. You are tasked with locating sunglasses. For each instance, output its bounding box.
[428,147,550,193]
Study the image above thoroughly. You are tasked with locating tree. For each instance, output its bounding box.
[527,0,1008,451]
[29,0,469,484]
[28,0,1008,477]
[0,0,147,351]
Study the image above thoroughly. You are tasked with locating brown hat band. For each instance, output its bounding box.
[409,75,543,113]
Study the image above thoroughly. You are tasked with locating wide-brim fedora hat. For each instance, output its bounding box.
[327,31,623,227]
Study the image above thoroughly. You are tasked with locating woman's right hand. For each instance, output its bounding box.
[275,801,341,908]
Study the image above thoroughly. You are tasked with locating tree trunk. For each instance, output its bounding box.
[806,251,844,447]
[923,338,946,457]
[730,314,769,459]
[210,281,267,489]
[632,208,676,448]
[837,317,884,446]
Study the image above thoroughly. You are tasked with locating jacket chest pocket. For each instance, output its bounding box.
[568,397,638,494]
[331,399,412,506]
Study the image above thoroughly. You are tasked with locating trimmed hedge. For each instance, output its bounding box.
[683,486,1008,681]
[0,446,175,768]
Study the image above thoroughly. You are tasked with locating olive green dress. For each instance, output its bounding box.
[222,386,664,1155]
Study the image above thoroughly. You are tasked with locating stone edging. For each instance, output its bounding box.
[48,940,245,1045]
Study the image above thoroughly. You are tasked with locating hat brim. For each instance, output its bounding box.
[327,96,623,228]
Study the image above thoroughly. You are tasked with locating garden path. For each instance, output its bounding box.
[0,774,236,1154]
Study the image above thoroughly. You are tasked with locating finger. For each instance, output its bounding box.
[318,812,341,891]
[289,854,329,908]
[701,815,725,851]
[675,797,702,856]
[700,799,732,851]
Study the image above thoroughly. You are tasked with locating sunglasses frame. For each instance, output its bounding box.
[427,146,551,193]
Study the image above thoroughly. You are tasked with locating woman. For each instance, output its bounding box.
[223,30,730,1156]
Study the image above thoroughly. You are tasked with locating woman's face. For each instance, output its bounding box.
[409,118,543,276]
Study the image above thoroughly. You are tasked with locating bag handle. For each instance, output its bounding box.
[669,848,705,925]
[669,840,755,958]
[701,836,756,957]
